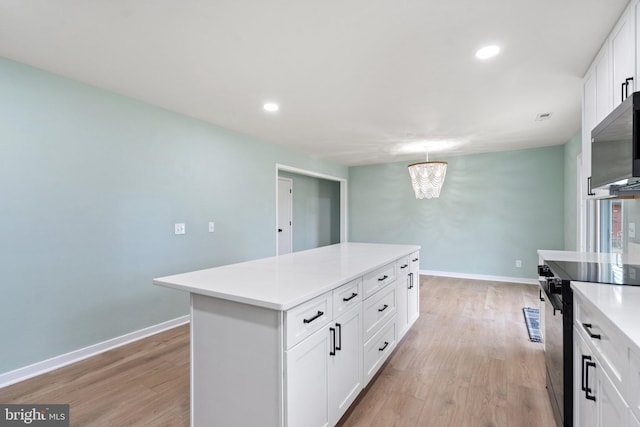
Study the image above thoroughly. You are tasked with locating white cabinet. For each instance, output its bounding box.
[286,281,363,427]
[407,252,420,326]
[395,256,409,338]
[582,44,611,199]
[574,329,597,427]
[286,326,331,427]
[328,304,362,424]
[573,292,631,427]
[395,251,420,340]
[611,3,636,109]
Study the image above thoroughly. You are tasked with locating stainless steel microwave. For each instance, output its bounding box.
[591,91,640,197]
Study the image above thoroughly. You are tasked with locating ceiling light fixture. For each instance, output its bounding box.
[263,102,279,112]
[475,45,500,60]
[407,151,448,199]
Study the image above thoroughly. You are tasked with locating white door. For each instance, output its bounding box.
[278,177,293,255]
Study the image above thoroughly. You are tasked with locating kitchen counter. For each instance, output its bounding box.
[538,250,620,263]
[154,242,420,310]
[572,281,640,356]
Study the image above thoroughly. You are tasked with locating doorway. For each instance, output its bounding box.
[275,164,347,255]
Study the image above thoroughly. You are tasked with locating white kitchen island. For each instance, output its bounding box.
[154,242,421,427]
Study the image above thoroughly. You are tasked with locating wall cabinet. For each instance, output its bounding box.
[610,4,636,109]
[581,0,637,198]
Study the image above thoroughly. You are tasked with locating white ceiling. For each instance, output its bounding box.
[0,0,630,165]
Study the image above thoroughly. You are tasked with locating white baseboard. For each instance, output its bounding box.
[0,315,190,388]
[421,269,538,285]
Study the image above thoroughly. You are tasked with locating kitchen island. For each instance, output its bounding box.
[154,242,421,427]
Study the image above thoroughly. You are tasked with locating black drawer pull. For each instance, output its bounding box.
[343,292,358,302]
[378,304,389,312]
[335,323,342,351]
[400,264,408,269]
[378,275,388,282]
[582,323,601,340]
[379,341,389,351]
[581,355,591,391]
[412,258,419,262]
[539,288,545,302]
[303,310,324,324]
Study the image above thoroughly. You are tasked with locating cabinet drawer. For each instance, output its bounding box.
[363,262,396,299]
[575,297,627,393]
[333,278,362,318]
[363,318,396,384]
[363,285,396,341]
[285,292,333,349]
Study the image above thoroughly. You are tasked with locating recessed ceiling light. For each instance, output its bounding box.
[475,45,500,60]
[263,102,279,112]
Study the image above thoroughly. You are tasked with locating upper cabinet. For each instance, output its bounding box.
[611,6,636,109]
[582,0,637,199]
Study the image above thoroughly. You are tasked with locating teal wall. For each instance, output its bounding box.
[0,58,347,375]
[278,171,341,252]
[349,146,565,279]
[564,132,582,251]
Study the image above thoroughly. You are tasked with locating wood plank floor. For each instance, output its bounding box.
[0,276,555,426]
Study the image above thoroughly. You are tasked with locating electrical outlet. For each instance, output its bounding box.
[515,260,522,268]
[175,223,186,235]
[630,222,636,239]
[208,222,215,233]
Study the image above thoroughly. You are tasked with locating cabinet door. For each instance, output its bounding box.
[574,329,597,427]
[395,257,409,338]
[329,305,362,425]
[597,366,628,427]
[611,4,635,109]
[407,253,420,326]
[285,328,330,427]
[582,43,611,199]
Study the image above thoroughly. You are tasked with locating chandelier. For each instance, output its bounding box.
[407,152,448,199]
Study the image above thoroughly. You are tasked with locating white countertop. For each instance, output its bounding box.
[537,250,619,263]
[153,242,420,310]
[572,281,640,356]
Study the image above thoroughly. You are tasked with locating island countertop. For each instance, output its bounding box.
[153,242,421,310]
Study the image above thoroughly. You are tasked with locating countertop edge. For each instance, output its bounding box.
[153,243,421,311]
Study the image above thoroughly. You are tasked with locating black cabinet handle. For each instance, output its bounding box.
[378,304,389,312]
[625,77,634,100]
[585,360,597,401]
[412,258,419,262]
[587,177,595,196]
[329,327,336,356]
[335,323,342,351]
[303,310,324,324]
[622,81,627,102]
[278,228,283,232]
[342,292,358,302]
[581,355,591,391]
[378,275,388,282]
[582,323,601,339]
[378,341,389,351]
[553,307,562,316]
[539,288,545,302]
[408,272,414,289]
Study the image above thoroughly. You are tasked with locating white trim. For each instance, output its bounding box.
[0,315,190,388]
[421,269,538,285]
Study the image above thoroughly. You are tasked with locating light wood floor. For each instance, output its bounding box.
[0,276,555,426]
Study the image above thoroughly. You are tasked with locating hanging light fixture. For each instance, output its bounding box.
[407,151,448,199]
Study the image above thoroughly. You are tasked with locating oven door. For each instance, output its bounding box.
[543,284,565,426]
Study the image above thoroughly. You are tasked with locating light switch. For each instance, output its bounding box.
[208,222,215,233]
[515,260,522,268]
[630,222,636,239]
[175,223,186,235]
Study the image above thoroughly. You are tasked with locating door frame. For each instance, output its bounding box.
[275,164,347,256]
